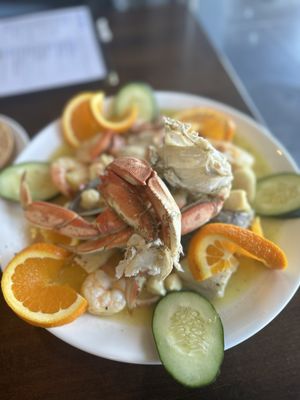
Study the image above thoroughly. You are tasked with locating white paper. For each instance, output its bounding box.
[0,6,107,97]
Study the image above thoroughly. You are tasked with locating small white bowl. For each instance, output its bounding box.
[0,114,29,161]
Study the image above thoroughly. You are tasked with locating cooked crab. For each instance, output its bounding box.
[20,117,236,313]
[150,117,232,201]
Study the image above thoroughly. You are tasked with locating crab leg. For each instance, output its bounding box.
[95,196,224,237]
[24,202,101,238]
[74,227,134,254]
[20,174,100,239]
[125,276,142,310]
[89,131,114,160]
[181,198,224,235]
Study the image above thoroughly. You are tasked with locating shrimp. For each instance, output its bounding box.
[51,157,89,197]
[81,269,126,316]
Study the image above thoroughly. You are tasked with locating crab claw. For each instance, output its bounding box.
[181,198,224,235]
[95,208,128,235]
[107,157,153,185]
[104,157,182,269]
[73,227,134,254]
[20,174,100,239]
[145,172,182,266]
[99,168,157,241]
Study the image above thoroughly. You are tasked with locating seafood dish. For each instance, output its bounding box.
[1,83,297,385]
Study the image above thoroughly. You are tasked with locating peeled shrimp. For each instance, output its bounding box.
[51,157,88,197]
[81,269,126,316]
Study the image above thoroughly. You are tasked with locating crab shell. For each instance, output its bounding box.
[99,157,182,268]
[149,117,233,201]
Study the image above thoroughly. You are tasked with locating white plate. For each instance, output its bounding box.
[1,92,299,365]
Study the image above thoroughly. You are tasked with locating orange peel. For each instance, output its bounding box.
[90,92,138,133]
[187,223,287,281]
[250,216,264,237]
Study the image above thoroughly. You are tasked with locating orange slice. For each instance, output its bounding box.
[187,223,287,281]
[61,92,103,148]
[1,243,87,327]
[174,107,236,141]
[90,92,138,133]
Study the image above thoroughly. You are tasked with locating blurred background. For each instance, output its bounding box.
[0,0,299,162]
[193,0,300,161]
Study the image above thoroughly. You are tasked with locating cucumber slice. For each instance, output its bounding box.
[113,82,158,122]
[152,291,224,388]
[253,173,300,217]
[0,162,59,202]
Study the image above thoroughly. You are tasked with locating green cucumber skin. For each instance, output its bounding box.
[262,208,300,219]
[278,209,300,218]
[0,161,59,202]
[152,291,224,388]
[254,172,300,217]
[114,82,158,121]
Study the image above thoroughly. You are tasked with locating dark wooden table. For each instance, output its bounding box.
[0,4,299,400]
